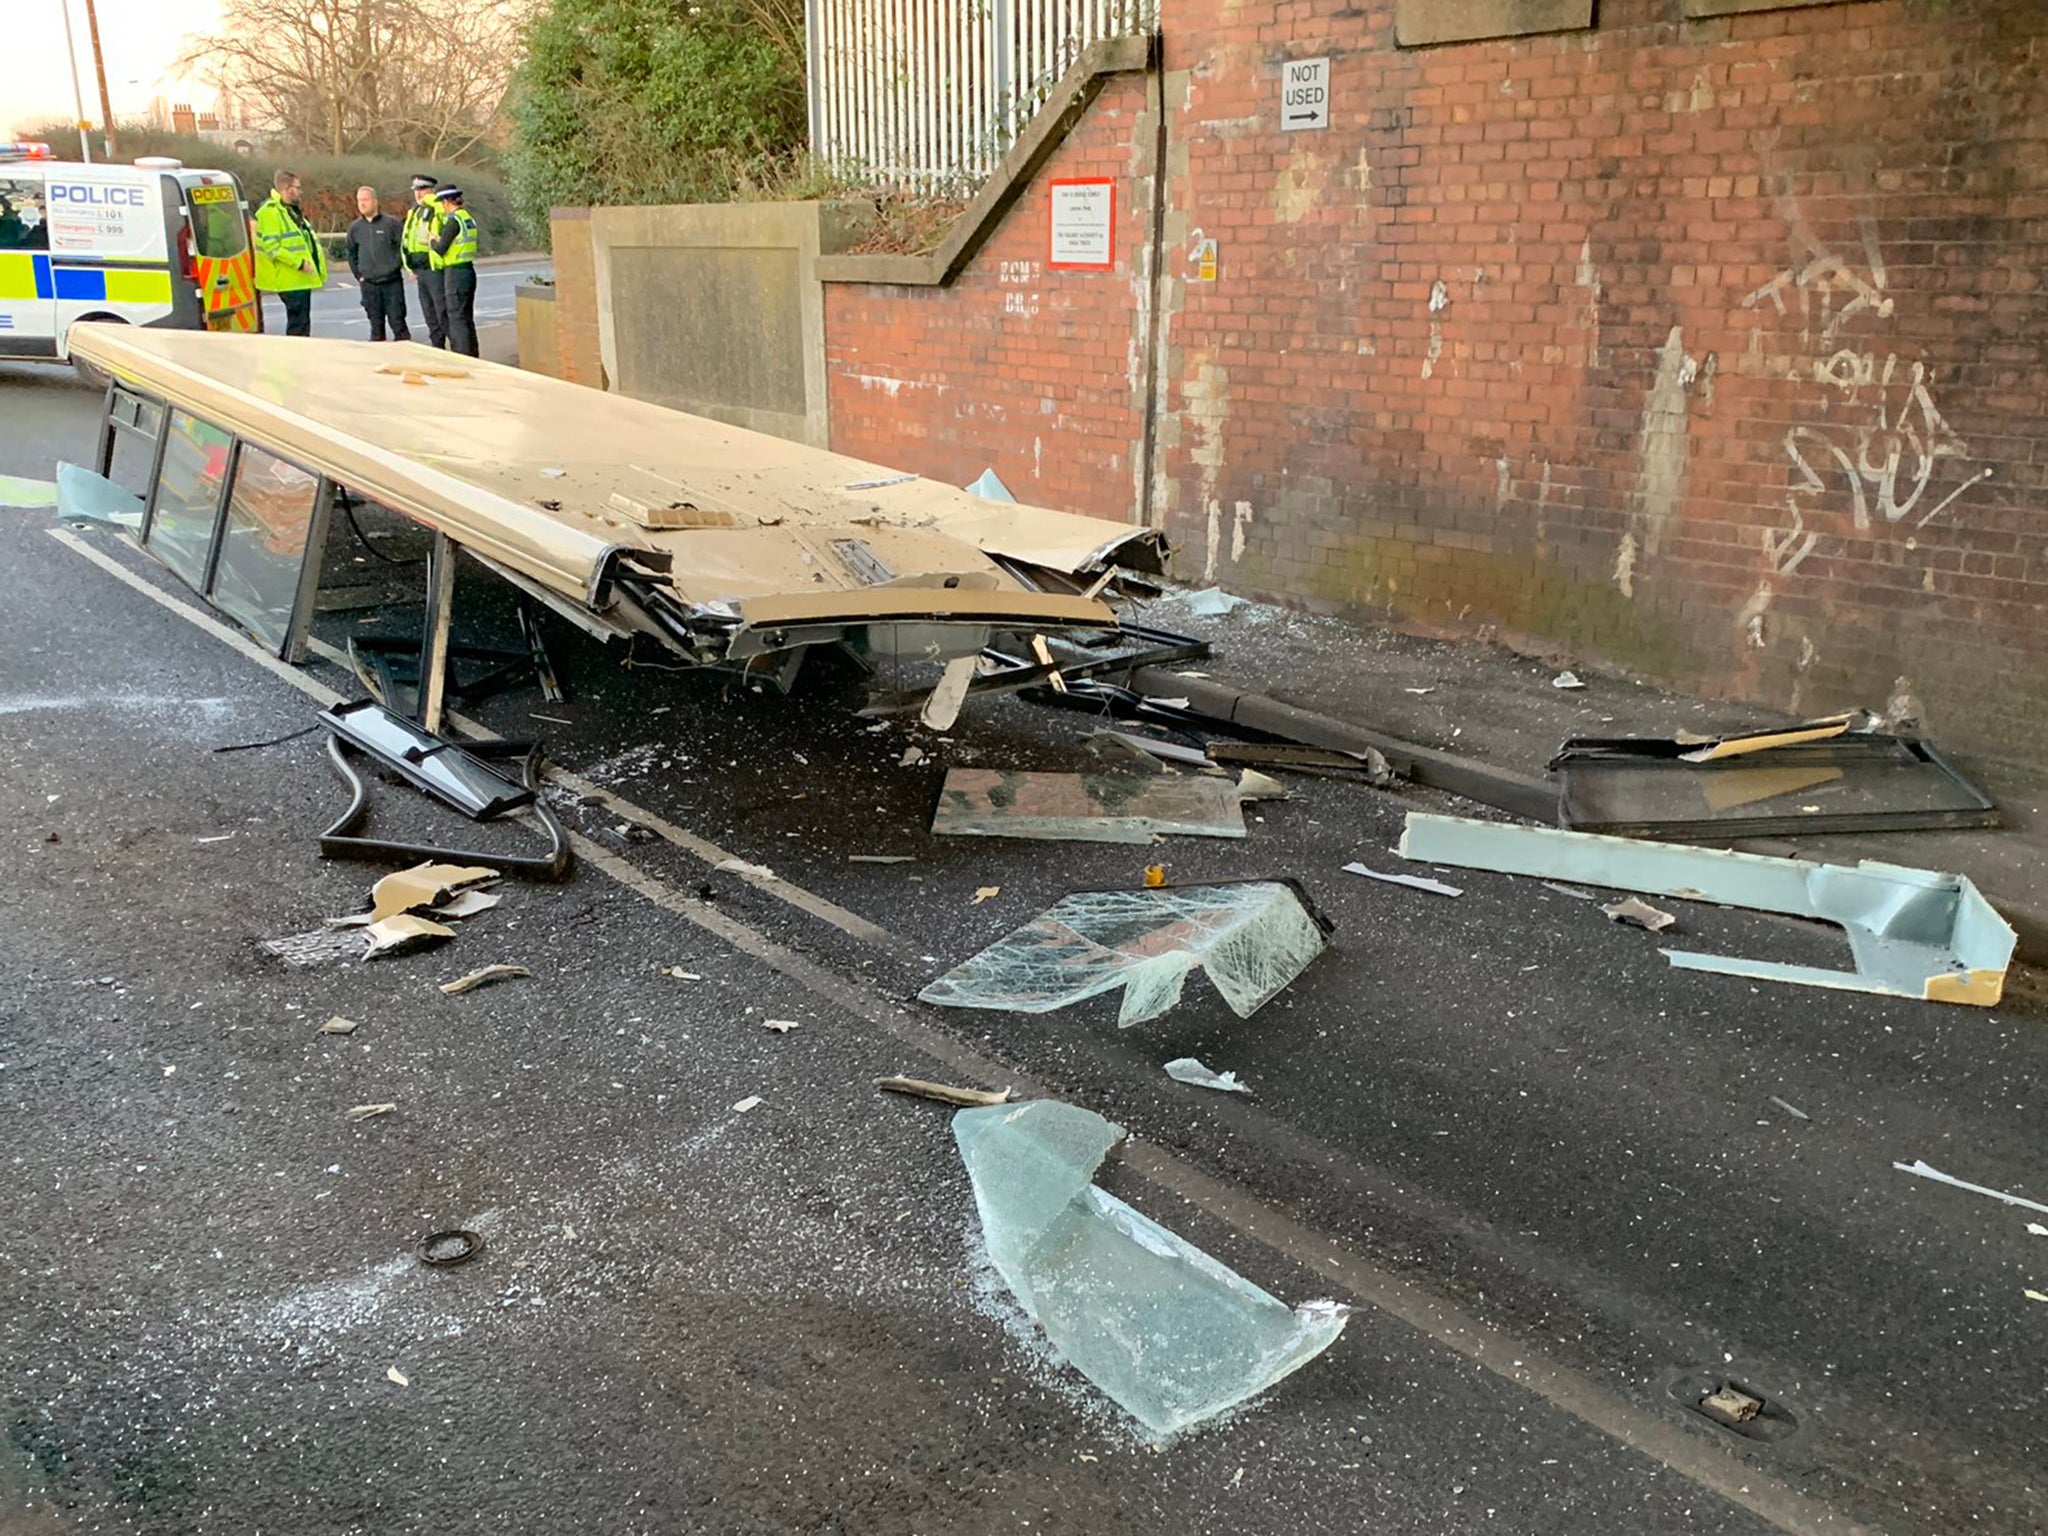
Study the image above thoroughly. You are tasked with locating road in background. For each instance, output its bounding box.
[264,259,546,341]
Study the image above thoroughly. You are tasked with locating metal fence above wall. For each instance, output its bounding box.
[806,0,1156,194]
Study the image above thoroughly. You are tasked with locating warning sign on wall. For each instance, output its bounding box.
[1048,178,1115,271]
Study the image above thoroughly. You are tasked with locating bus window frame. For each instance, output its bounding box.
[95,382,335,662]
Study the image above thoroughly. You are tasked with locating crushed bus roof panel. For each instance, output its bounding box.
[65,326,1169,669]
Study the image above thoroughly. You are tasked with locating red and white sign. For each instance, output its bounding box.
[1047,178,1115,271]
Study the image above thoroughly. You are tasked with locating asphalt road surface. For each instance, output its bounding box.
[260,260,543,341]
[2,360,2045,1535]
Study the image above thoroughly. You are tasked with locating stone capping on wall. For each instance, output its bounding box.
[1682,0,1855,15]
[1394,0,1594,49]
[813,32,1153,289]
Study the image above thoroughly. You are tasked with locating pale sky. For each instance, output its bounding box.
[1,0,222,139]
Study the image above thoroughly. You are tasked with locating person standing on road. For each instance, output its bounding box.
[252,170,326,337]
[428,185,480,358]
[344,186,411,342]
[401,174,447,349]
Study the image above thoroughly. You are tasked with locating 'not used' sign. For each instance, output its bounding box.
[1281,56,1330,132]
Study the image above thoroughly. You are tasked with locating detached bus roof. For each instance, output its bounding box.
[67,326,1167,643]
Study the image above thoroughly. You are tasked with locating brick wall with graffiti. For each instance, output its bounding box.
[821,0,2048,761]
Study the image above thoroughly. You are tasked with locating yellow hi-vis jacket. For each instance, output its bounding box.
[252,192,326,293]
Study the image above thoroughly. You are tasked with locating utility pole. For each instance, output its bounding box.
[82,0,118,159]
[57,0,93,164]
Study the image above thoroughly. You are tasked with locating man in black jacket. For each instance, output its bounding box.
[345,186,411,342]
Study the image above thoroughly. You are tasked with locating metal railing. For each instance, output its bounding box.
[805,0,1155,194]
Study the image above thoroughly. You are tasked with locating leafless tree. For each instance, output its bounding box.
[179,0,534,158]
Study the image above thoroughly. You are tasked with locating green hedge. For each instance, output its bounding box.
[19,124,537,252]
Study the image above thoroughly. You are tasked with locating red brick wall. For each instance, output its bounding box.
[823,1,2048,763]
[824,74,1155,520]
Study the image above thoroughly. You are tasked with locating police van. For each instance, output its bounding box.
[0,144,260,377]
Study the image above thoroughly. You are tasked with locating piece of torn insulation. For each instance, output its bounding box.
[919,881,1329,1027]
[1398,812,2017,1007]
[954,1099,1347,1437]
[932,768,1246,844]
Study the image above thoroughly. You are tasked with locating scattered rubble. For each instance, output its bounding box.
[1342,862,1461,898]
[877,1076,1015,1108]
[1601,896,1676,933]
[439,964,532,996]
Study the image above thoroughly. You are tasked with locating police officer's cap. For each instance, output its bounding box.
[434,185,463,201]
[409,174,436,191]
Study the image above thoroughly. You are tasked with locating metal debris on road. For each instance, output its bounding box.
[1768,1096,1810,1121]
[439,964,532,996]
[1342,862,1461,898]
[1205,740,1396,788]
[1399,813,2016,1007]
[1163,1058,1250,1094]
[363,914,458,959]
[933,768,1248,844]
[762,1019,799,1033]
[320,1016,360,1036]
[972,886,1001,905]
[1552,671,1585,690]
[921,880,1331,1028]
[348,1103,398,1121]
[660,966,702,980]
[386,1366,410,1386]
[848,854,915,864]
[2026,1290,2048,1304]
[1601,895,1677,932]
[953,1099,1349,1436]
[877,1076,1014,1108]
[731,1095,763,1114]
[1235,769,1290,801]
[417,1229,485,1267]
[1893,1159,2048,1217]
[2027,1223,2048,1237]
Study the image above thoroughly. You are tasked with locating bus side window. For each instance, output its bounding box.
[0,177,47,250]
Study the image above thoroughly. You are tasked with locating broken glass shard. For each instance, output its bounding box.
[919,881,1329,1027]
[954,1099,1348,1437]
[932,767,1246,844]
[53,462,143,527]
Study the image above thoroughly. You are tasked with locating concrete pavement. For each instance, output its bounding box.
[2,360,2044,1535]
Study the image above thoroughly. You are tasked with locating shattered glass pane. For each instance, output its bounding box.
[210,445,320,651]
[955,1100,1348,1437]
[932,768,1245,844]
[920,882,1327,1027]
[55,462,144,527]
[145,410,233,585]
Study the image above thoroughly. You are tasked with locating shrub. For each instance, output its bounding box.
[505,0,806,227]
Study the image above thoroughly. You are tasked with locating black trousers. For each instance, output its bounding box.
[442,264,478,358]
[413,267,447,349]
[274,288,313,337]
[361,276,410,342]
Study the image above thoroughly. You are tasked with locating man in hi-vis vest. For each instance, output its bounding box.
[427,185,480,358]
[401,174,447,348]
[252,170,326,337]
